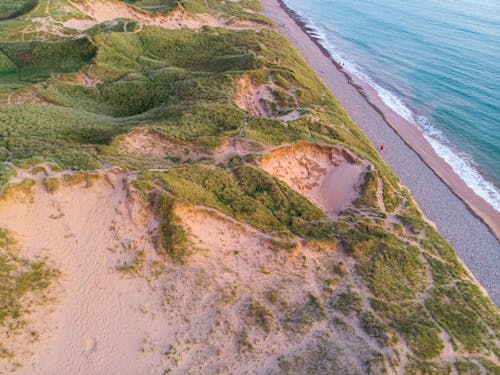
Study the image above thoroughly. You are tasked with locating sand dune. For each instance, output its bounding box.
[0,170,173,374]
[261,143,366,217]
[65,0,267,32]
[0,168,384,374]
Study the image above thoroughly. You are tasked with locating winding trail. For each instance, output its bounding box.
[260,0,500,305]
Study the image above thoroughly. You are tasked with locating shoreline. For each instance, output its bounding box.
[260,0,500,304]
[266,0,500,241]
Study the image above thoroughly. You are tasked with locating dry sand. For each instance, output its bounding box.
[261,144,366,218]
[259,0,500,305]
[65,0,267,32]
[0,170,173,374]
[234,76,275,119]
[0,169,382,374]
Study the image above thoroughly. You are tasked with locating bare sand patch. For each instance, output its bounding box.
[65,0,266,32]
[213,137,265,163]
[234,75,300,122]
[234,75,275,118]
[0,170,175,374]
[118,128,178,159]
[261,143,367,217]
[0,169,379,373]
[113,128,209,166]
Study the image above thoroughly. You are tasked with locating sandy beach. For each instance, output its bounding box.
[260,0,500,304]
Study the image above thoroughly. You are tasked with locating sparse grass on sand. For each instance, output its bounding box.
[0,0,498,373]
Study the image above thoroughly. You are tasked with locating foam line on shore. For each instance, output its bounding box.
[279,0,500,213]
[260,0,500,304]
[269,0,500,241]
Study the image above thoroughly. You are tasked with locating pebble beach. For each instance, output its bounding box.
[260,0,500,305]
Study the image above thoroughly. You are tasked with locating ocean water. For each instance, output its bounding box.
[283,0,500,211]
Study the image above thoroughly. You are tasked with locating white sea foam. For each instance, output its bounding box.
[417,117,500,211]
[284,3,500,212]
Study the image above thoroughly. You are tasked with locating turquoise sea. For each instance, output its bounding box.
[283,0,500,211]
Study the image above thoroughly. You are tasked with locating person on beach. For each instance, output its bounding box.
[380,144,385,152]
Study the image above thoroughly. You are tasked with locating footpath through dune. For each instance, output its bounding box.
[261,143,367,217]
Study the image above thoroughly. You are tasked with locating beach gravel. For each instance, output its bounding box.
[261,0,500,305]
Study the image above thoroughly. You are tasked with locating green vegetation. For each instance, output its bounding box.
[283,294,325,334]
[0,38,96,81]
[121,0,178,14]
[454,359,481,375]
[0,25,387,170]
[343,222,427,301]
[0,228,59,328]
[156,193,188,262]
[354,169,379,209]
[397,214,426,235]
[42,176,60,193]
[371,299,444,360]
[0,0,498,372]
[0,163,15,186]
[245,300,273,334]
[479,358,500,374]
[361,311,397,347]
[84,19,140,36]
[149,164,330,238]
[121,0,270,24]
[405,357,451,375]
[333,288,363,315]
[116,250,146,275]
[0,0,89,42]
[426,283,498,352]
[0,178,35,203]
[0,0,38,21]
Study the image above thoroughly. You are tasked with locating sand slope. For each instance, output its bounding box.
[261,143,366,217]
[259,0,500,305]
[65,0,266,32]
[0,170,386,374]
[0,171,172,374]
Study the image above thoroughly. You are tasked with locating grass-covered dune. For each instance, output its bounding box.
[0,26,380,169]
[0,0,498,373]
[0,0,38,21]
[121,0,270,24]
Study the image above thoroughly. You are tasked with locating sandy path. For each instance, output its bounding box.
[259,0,500,305]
